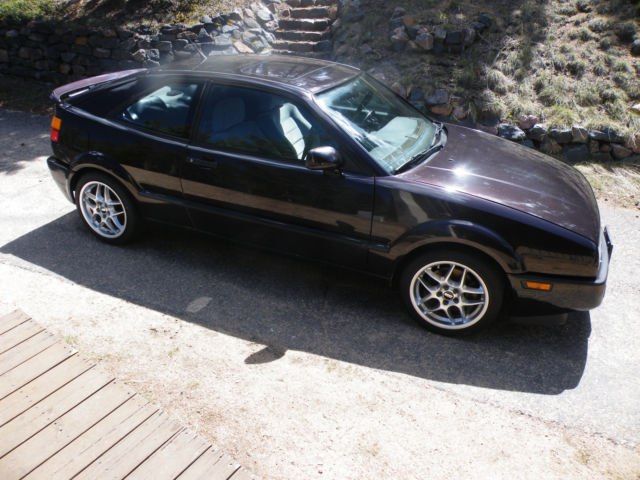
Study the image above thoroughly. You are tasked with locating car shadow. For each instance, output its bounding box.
[1,212,591,395]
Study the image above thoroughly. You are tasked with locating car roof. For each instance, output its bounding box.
[162,54,360,93]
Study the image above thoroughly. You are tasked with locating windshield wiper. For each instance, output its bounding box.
[394,123,446,174]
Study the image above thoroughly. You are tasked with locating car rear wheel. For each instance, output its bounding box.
[75,172,139,244]
[400,249,505,335]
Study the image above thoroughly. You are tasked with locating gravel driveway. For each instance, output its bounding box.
[1,108,639,479]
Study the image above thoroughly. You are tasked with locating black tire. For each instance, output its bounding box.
[74,172,139,245]
[399,248,505,336]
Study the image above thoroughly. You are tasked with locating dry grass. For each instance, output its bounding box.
[577,161,640,209]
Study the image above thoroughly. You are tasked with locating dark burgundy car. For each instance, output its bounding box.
[46,55,612,335]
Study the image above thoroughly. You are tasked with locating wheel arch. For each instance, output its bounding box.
[69,152,139,201]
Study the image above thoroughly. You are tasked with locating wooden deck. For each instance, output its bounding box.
[0,310,252,480]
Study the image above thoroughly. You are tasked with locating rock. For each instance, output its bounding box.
[415,32,433,51]
[391,82,406,97]
[389,17,404,30]
[612,144,632,159]
[563,145,589,164]
[147,48,160,61]
[528,124,548,142]
[244,18,260,29]
[625,133,640,154]
[519,140,535,149]
[403,15,415,28]
[600,143,612,152]
[517,115,539,130]
[540,137,562,155]
[93,47,111,59]
[315,40,333,52]
[406,25,420,40]
[6,30,19,38]
[0,49,9,63]
[632,40,640,57]
[391,7,406,18]
[201,15,212,24]
[328,6,338,21]
[431,104,453,116]
[234,41,254,53]
[589,139,600,154]
[446,30,464,45]
[571,126,589,144]
[591,152,612,162]
[131,49,146,62]
[475,123,498,135]
[478,14,492,28]
[498,124,526,141]
[196,28,212,43]
[60,52,76,63]
[390,28,408,52]
[548,128,573,144]
[424,89,448,106]
[631,104,640,115]
[408,86,425,102]
[359,44,372,55]
[263,20,278,32]
[213,35,233,49]
[59,63,72,75]
[434,28,447,42]
[75,36,89,46]
[463,27,476,46]
[453,106,467,119]
[155,41,172,52]
[172,39,189,50]
[589,127,625,144]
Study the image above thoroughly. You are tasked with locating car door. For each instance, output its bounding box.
[180,83,375,268]
[99,78,203,225]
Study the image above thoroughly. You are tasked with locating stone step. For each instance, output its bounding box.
[286,0,333,6]
[278,18,331,31]
[273,40,333,53]
[290,7,331,19]
[274,29,330,41]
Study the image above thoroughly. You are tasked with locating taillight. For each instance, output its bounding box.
[50,116,61,142]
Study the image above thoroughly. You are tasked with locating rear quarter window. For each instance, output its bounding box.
[70,80,145,118]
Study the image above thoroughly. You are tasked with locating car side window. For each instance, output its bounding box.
[196,84,335,162]
[120,82,200,139]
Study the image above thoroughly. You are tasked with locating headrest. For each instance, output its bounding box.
[212,97,245,131]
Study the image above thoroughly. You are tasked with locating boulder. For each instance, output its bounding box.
[563,144,589,164]
[424,88,448,106]
[446,30,464,45]
[517,115,539,130]
[548,128,573,144]
[408,86,425,102]
[589,139,600,154]
[131,49,146,62]
[589,127,625,143]
[452,106,467,119]
[415,32,433,51]
[624,133,640,154]
[591,152,612,162]
[498,124,526,141]
[463,27,476,46]
[519,140,535,149]
[540,137,562,154]
[528,124,547,141]
[390,27,408,52]
[431,104,453,116]
[478,14,492,28]
[571,126,589,144]
[612,144,632,159]
[403,15,415,28]
[391,7,406,18]
[631,39,640,57]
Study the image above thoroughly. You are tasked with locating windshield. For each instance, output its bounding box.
[316,75,437,174]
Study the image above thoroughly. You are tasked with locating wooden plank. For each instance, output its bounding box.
[127,429,210,480]
[177,448,240,480]
[0,319,45,354]
[0,331,59,376]
[24,395,157,480]
[229,468,253,480]
[0,310,30,335]
[0,355,93,427]
[0,343,77,400]
[74,411,183,480]
[0,367,113,457]
[0,381,134,479]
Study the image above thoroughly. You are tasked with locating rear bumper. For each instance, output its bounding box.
[47,156,74,203]
[508,227,612,313]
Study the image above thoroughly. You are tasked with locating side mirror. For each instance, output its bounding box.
[305,146,343,172]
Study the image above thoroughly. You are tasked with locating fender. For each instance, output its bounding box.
[68,151,140,200]
[369,219,524,282]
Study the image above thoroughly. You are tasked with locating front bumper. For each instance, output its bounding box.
[508,227,613,313]
[47,156,74,203]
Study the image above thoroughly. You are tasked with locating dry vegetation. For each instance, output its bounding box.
[341,0,640,136]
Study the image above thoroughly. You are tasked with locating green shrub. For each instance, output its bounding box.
[616,21,637,42]
[487,69,511,94]
[0,0,55,21]
[567,59,587,77]
[575,82,600,106]
[538,75,572,107]
[588,18,610,33]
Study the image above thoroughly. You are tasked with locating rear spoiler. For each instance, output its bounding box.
[50,68,146,103]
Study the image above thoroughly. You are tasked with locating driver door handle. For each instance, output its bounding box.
[188,156,218,169]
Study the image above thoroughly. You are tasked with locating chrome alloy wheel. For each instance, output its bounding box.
[410,261,489,329]
[78,181,127,239]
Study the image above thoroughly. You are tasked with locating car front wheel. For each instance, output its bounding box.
[400,249,505,335]
[74,172,139,244]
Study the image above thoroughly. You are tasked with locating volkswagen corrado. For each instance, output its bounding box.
[46,54,612,335]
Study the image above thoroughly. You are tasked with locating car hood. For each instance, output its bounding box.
[399,124,600,242]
